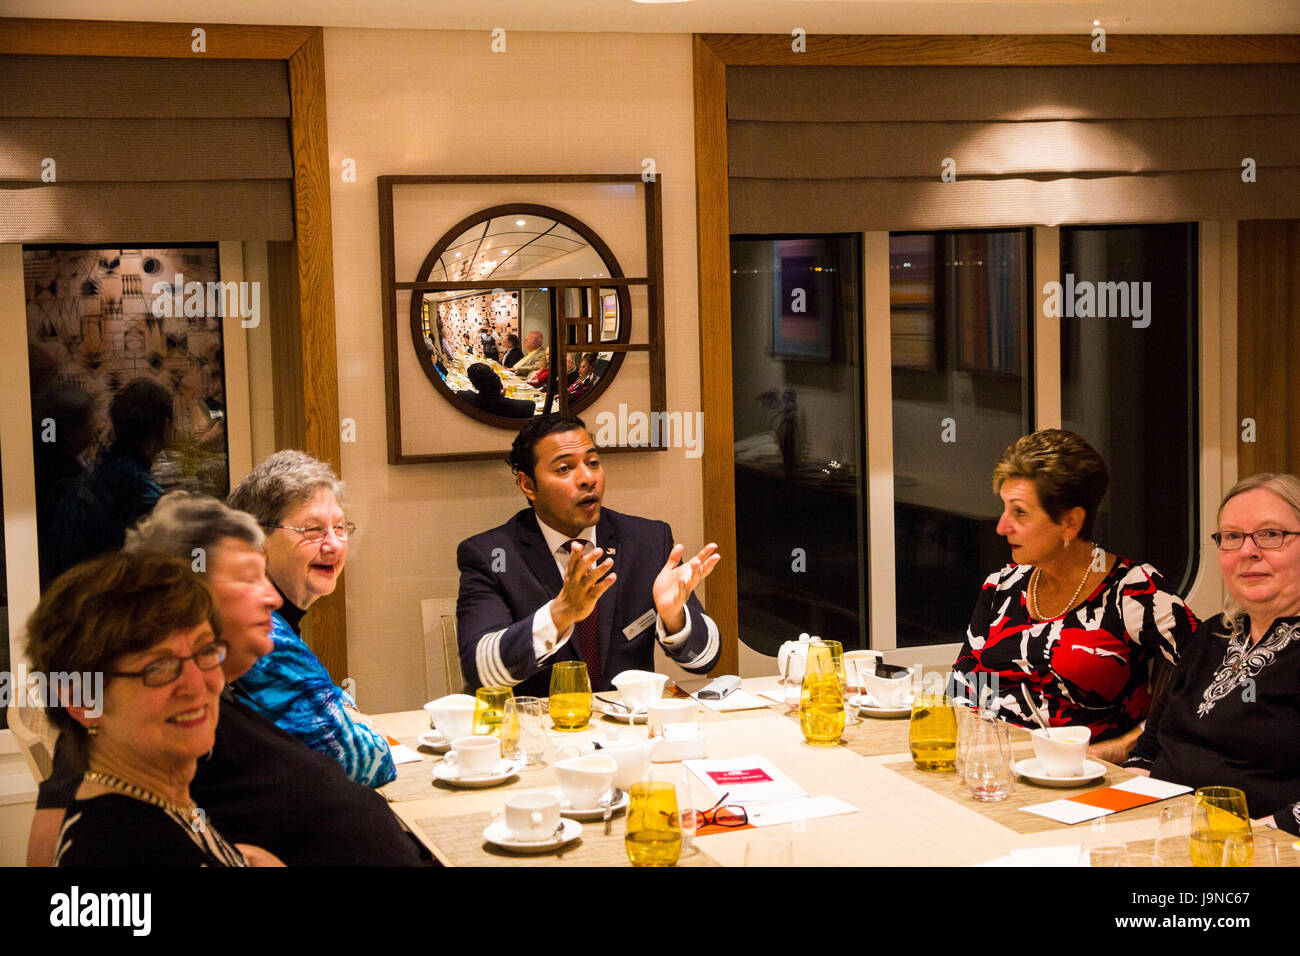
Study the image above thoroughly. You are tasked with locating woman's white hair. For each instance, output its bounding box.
[1217,472,1300,634]
[124,491,264,574]
[227,450,346,526]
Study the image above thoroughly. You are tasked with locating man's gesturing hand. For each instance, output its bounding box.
[653,543,721,635]
[549,543,616,635]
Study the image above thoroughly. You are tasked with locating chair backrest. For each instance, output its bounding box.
[420,598,467,699]
[7,702,57,783]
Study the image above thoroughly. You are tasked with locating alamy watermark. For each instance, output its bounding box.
[150,273,261,328]
[1042,273,1151,328]
[0,669,102,717]
[593,403,703,459]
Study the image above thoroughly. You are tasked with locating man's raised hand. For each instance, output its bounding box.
[549,542,616,634]
[653,543,721,634]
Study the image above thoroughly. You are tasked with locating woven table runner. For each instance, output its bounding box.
[1121,830,1300,867]
[881,743,1169,835]
[414,810,723,867]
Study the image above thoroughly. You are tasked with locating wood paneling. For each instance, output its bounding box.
[286,29,348,681]
[0,18,313,58]
[693,36,738,676]
[1237,219,1300,477]
[698,33,1300,67]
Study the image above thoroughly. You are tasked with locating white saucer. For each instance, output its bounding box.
[483,817,583,853]
[559,789,629,820]
[418,730,451,753]
[432,758,521,788]
[850,693,913,718]
[593,700,642,723]
[1013,757,1107,787]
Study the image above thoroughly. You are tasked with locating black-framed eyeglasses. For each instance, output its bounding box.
[1211,529,1300,551]
[109,641,228,688]
[263,521,357,543]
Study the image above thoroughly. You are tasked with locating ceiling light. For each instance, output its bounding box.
[515,219,526,226]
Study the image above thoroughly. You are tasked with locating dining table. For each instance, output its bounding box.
[373,675,1296,868]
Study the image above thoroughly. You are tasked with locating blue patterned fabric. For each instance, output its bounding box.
[231,610,396,787]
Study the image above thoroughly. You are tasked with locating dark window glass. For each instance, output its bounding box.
[731,235,865,654]
[24,244,230,590]
[1060,224,1199,594]
[890,230,1033,646]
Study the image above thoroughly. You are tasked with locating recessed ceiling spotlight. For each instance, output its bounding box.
[515,219,526,226]
[1093,19,1100,25]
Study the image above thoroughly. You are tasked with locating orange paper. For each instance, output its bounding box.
[1066,787,1156,812]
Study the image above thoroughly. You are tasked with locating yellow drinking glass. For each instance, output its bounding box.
[799,645,845,746]
[1191,787,1252,867]
[473,685,514,736]
[909,693,957,771]
[548,661,593,732]
[625,781,682,867]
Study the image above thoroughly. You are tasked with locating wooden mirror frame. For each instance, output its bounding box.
[406,202,632,428]
[379,173,667,464]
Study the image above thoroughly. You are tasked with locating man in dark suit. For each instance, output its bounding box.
[501,333,524,368]
[456,362,536,419]
[456,414,721,696]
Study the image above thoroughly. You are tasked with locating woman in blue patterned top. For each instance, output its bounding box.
[227,451,396,787]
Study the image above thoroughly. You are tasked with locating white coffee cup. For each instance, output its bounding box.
[647,698,697,737]
[555,754,617,810]
[1031,726,1092,776]
[503,792,561,841]
[860,666,913,708]
[425,693,477,742]
[610,669,669,715]
[444,735,500,776]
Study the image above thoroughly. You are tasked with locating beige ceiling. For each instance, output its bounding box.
[5,0,1298,35]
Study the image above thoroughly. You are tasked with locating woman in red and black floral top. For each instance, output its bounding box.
[952,430,1198,763]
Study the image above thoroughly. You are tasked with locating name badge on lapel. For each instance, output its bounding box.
[622,608,657,642]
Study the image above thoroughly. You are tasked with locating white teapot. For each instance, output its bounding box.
[595,730,657,791]
[776,632,819,685]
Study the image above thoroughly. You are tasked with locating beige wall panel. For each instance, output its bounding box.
[324,29,702,712]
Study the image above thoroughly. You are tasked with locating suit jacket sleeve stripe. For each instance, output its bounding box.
[677,611,721,671]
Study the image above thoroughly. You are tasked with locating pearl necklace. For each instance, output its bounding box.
[84,770,192,816]
[1029,552,1095,621]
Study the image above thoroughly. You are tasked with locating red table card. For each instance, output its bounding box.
[707,768,775,786]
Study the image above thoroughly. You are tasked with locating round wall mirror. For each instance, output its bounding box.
[409,204,630,427]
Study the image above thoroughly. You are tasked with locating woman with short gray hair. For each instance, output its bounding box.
[226,451,395,787]
[28,490,419,865]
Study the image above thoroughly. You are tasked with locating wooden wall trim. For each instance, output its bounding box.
[0,17,314,58]
[287,28,348,681]
[693,35,739,676]
[1237,219,1300,478]
[698,33,1300,66]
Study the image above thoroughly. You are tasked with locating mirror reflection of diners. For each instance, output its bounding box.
[409,205,630,427]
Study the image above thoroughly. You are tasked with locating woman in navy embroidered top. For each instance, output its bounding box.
[952,430,1198,764]
[1124,473,1300,835]
[226,451,396,787]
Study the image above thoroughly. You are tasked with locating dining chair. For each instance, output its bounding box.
[420,597,467,699]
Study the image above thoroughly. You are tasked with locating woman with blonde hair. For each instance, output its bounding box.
[1124,473,1300,834]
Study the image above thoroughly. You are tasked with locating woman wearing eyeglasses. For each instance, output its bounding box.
[227,450,396,787]
[1124,473,1300,835]
[25,552,277,866]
